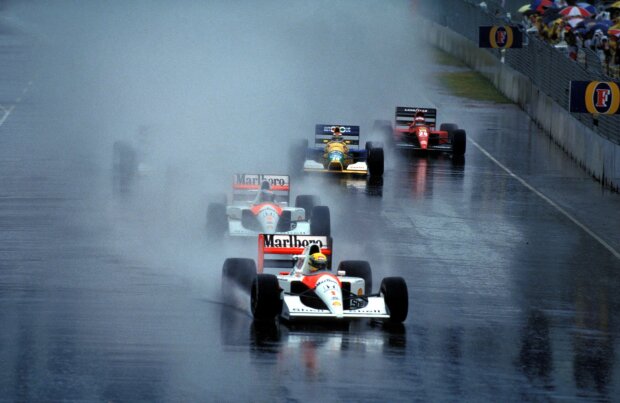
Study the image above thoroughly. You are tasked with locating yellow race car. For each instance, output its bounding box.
[294,124,384,177]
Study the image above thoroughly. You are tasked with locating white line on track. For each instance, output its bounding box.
[470,137,620,260]
[0,79,34,130]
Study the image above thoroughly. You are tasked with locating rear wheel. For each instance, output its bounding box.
[310,206,330,236]
[338,260,372,295]
[365,141,384,154]
[367,146,384,177]
[440,123,459,146]
[295,194,320,220]
[206,202,227,241]
[452,129,466,157]
[251,274,282,322]
[380,277,408,323]
[440,123,458,136]
[222,258,257,293]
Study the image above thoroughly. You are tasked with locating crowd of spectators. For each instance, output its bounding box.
[517,0,620,77]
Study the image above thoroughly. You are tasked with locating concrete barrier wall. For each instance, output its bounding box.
[421,20,619,191]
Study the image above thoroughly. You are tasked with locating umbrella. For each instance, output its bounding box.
[576,2,596,15]
[608,23,620,37]
[519,3,531,13]
[530,0,555,13]
[566,17,585,28]
[560,6,592,18]
[573,17,593,34]
[577,18,612,32]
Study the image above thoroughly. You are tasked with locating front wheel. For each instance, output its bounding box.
[251,274,282,322]
[380,277,408,323]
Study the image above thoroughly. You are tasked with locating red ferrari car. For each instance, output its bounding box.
[375,106,466,156]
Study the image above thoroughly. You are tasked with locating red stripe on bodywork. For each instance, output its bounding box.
[263,247,332,255]
[250,203,283,215]
[232,184,290,191]
[302,273,341,289]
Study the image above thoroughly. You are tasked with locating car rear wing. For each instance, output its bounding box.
[395,106,437,129]
[258,234,332,273]
[231,174,290,204]
[314,124,360,150]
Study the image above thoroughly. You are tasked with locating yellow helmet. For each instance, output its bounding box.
[308,252,327,272]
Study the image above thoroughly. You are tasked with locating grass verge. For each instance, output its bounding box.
[437,71,512,103]
[430,47,467,67]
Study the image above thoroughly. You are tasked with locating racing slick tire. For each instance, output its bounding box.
[440,123,459,148]
[367,146,384,177]
[451,129,466,157]
[365,141,384,154]
[222,258,257,293]
[295,194,320,220]
[337,260,372,295]
[310,205,330,236]
[439,123,459,137]
[251,274,282,322]
[206,202,227,241]
[380,277,408,323]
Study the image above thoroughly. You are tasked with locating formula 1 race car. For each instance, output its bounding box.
[293,124,384,177]
[206,174,330,240]
[221,234,408,323]
[374,107,466,156]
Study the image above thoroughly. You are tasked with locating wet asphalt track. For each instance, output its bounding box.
[2,2,620,402]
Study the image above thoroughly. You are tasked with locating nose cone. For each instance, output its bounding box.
[256,207,280,234]
[329,296,344,318]
[314,274,344,318]
[327,151,344,171]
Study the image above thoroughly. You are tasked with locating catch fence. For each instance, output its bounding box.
[420,0,620,145]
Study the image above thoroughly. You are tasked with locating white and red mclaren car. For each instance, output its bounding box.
[221,234,408,323]
[206,174,330,240]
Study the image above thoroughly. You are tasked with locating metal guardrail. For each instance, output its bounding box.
[420,0,620,145]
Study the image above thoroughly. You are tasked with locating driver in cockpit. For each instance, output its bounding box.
[408,111,425,129]
[324,126,349,155]
[306,252,328,275]
[253,180,276,204]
